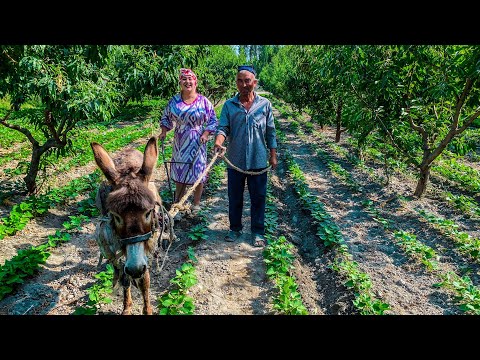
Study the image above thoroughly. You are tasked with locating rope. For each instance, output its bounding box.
[153,146,272,279]
[221,155,271,175]
[167,148,272,218]
[160,203,175,243]
[154,150,220,283]
[155,239,172,287]
[169,151,220,218]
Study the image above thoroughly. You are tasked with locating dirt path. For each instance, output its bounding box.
[187,185,274,315]
[0,96,479,315]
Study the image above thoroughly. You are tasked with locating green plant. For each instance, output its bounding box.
[157,247,198,315]
[73,264,114,315]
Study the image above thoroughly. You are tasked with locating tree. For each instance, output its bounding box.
[195,45,240,106]
[0,45,122,194]
[398,45,480,197]
[350,45,480,197]
[112,45,199,105]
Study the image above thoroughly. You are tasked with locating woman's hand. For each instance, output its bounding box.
[158,126,168,142]
[200,132,209,144]
[158,130,167,142]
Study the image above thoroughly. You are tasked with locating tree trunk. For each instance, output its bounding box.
[335,97,343,143]
[383,152,390,186]
[357,148,364,162]
[414,164,431,198]
[24,145,43,194]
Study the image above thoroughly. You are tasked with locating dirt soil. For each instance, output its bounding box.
[1,97,479,316]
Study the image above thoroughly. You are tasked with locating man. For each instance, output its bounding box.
[213,65,278,248]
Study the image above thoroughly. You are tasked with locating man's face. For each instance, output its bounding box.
[236,71,257,96]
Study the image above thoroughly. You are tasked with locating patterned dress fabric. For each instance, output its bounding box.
[161,94,218,184]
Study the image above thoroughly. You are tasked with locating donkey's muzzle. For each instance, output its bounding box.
[124,242,149,278]
[124,263,147,278]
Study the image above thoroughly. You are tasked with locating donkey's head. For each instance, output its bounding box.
[91,137,160,279]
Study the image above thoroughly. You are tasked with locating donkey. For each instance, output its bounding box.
[91,136,170,315]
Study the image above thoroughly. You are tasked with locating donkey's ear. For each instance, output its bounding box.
[141,136,158,182]
[91,142,120,184]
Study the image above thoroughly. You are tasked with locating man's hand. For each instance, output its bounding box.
[269,151,278,170]
[213,134,226,157]
[213,144,226,157]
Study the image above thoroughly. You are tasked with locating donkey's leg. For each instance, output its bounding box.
[122,286,133,315]
[139,271,153,315]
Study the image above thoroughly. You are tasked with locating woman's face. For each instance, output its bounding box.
[180,75,197,91]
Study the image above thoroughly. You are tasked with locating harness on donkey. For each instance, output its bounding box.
[94,182,175,273]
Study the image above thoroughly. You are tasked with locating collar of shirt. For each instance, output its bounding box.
[233,92,258,106]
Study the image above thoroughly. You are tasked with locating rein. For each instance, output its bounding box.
[120,231,154,246]
[113,201,165,247]
[165,146,272,219]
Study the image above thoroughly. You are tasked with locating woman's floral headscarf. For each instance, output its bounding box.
[179,68,197,83]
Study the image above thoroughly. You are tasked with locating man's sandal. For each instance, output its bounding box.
[225,230,242,242]
[251,233,266,248]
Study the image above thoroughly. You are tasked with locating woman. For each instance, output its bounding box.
[159,68,218,214]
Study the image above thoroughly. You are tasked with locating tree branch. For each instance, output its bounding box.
[456,107,480,134]
[0,115,38,146]
[2,49,18,64]
[452,77,473,131]
[427,78,477,163]
[44,110,59,142]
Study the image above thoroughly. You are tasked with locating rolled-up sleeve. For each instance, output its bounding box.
[204,100,218,133]
[160,99,175,131]
[216,102,230,138]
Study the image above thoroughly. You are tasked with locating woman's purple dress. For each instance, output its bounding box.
[160,94,218,184]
